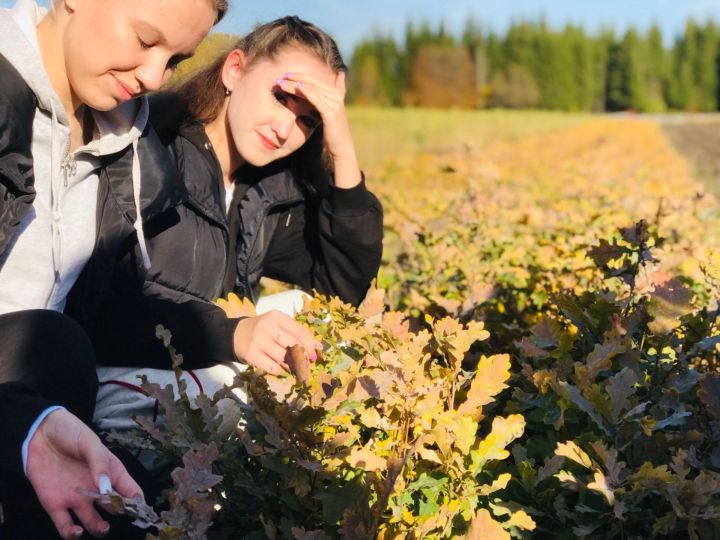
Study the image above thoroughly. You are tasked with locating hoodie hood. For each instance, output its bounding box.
[0,0,149,158]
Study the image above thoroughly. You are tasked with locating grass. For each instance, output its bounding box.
[347,106,591,171]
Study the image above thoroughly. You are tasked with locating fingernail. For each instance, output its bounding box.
[100,523,110,535]
[315,343,323,350]
[276,78,286,86]
[98,473,112,494]
[72,527,84,539]
[310,353,317,362]
[284,72,294,77]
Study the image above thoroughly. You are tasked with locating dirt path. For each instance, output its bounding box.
[661,118,720,195]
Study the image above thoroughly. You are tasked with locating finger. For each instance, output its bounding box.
[278,321,320,361]
[282,72,339,94]
[264,340,292,372]
[277,78,340,115]
[106,455,144,500]
[336,71,346,93]
[48,509,84,540]
[251,352,287,376]
[73,503,110,538]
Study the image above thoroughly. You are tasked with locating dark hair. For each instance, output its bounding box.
[177,16,345,125]
[172,16,347,194]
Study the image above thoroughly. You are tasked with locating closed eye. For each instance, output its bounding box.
[137,36,152,50]
[273,88,288,105]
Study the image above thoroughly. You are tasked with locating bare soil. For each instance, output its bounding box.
[662,118,720,195]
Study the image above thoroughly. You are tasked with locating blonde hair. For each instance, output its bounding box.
[210,0,228,23]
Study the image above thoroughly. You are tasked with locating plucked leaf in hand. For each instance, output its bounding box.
[287,344,311,383]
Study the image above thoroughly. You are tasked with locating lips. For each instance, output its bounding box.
[112,75,138,102]
[257,131,280,150]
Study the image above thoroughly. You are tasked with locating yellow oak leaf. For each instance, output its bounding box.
[465,508,510,540]
[473,415,525,470]
[478,473,512,496]
[458,354,511,419]
[506,509,537,531]
[453,415,478,454]
[555,441,593,469]
[587,469,615,506]
[347,446,386,472]
[214,292,256,318]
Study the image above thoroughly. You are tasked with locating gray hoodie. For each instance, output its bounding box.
[0,0,149,314]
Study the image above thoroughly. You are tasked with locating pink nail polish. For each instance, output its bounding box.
[310,353,317,362]
[284,72,294,78]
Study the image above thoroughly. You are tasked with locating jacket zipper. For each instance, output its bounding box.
[185,195,231,298]
[46,143,76,306]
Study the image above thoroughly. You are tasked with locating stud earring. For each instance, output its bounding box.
[224,88,230,96]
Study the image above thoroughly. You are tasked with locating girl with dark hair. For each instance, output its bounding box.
[67,17,383,431]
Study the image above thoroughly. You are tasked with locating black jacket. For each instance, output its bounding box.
[68,101,383,371]
[0,53,36,267]
[0,55,53,476]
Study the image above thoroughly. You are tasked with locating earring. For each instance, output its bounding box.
[224,88,230,96]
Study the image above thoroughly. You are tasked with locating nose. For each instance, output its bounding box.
[270,109,296,141]
[134,56,172,93]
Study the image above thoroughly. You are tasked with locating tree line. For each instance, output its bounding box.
[346,19,720,111]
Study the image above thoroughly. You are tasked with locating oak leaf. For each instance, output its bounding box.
[555,441,593,469]
[647,277,694,334]
[458,354,511,419]
[465,509,510,540]
[347,446,386,472]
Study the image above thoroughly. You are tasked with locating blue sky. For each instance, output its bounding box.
[215,0,720,54]
[5,1,720,55]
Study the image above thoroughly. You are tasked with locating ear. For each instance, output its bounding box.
[221,49,246,92]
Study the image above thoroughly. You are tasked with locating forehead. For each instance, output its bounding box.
[251,48,335,86]
[128,0,215,51]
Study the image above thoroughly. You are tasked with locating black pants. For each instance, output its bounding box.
[0,310,147,539]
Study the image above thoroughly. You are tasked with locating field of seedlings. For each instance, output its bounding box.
[127,111,720,539]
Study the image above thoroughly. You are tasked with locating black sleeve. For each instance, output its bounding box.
[0,383,58,477]
[0,54,37,264]
[262,177,383,306]
[89,293,240,370]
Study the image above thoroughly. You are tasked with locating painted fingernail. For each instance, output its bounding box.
[98,474,112,494]
[284,72,294,77]
[276,78,286,87]
[310,353,317,362]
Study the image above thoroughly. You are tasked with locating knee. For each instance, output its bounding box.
[1,310,97,389]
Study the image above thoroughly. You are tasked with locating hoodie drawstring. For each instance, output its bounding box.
[131,139,151,269]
